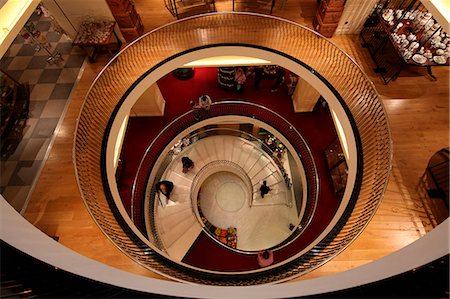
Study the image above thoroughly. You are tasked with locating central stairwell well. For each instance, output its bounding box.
[150,132,298,261]
[74,14,392,285]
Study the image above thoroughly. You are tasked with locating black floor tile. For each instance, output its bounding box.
[27,56,49,69]
[29,13,41,22]
[38,69,62,84]
[55,42,73,55]
[17,44,37,56]
[0,57,14,70]
[46,31,62,43]
[35,20,51,32]
[64,55,85,68]
[8,160,43,186]
[3,139,28,162]
[49,83,74,99]
[3,70,24,82]
[13,35,25,44]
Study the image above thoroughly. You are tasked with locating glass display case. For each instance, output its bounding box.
[361,0,449,83]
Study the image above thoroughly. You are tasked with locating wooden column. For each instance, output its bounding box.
[105,0,144,42]
[292,78,321,112]
[130,83,166,116]
[313,0,345,38]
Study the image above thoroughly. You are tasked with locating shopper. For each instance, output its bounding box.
[260,180,271,198]
[257,250,274,267]
[156,180,174,199]
[234,67,246,93]
[181,156,194,173]
[191,94,212,120]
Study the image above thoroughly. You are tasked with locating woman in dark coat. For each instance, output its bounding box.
[156,180,174,199]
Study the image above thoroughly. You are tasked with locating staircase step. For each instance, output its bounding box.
[166,221,203,261]
[162,212,198,248]
[165,170,193,188]
[158,204,192,231]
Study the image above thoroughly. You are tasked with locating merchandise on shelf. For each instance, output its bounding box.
[375,0,449,65]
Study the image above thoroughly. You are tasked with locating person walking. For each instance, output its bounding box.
[181,156,194,173]
[260,180,271,198]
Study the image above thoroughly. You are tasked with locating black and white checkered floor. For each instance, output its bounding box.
[1,12,86,211]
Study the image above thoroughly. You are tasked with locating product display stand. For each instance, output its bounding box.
[360,0,449,84]
[217,67,235,90]
[73,20,121,63]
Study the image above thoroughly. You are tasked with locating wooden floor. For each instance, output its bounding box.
[22,0,449,283]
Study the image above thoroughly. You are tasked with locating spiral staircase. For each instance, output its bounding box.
[154,133,296,258]
[68,13,395,286]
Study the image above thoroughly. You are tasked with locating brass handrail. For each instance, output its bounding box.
[74,13,391,285]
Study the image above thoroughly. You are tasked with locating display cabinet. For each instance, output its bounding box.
[360,0,449,83]
[324,138,348,195]
[0,71,30,159]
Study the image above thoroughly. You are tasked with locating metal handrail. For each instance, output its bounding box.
[74,13,392,285]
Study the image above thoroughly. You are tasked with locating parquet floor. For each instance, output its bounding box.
[22,0,449,282]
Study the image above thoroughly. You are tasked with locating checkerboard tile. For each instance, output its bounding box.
[40,100,66,118]
[27,55,50,69]
[20,69,43,84]
[28,101,46,118]
[0,11,86,211]
[17,44,37,56]
[50,83,74,99]
[57,68,80,83]
[31,118,59,138]
[2,186,31,211]
[38,69,62,83]
[8,56,32,70]
[0,161,18,187]
[30,83,55,101]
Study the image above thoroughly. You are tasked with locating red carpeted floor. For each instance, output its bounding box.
[119,67,341,271]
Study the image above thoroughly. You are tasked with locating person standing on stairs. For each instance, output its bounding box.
[182,156,194,173]
[156,180,174,206]
[260,180,271,198]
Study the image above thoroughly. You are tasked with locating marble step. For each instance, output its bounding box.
[166,221,203,261]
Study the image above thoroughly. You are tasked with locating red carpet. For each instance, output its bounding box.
[119,67,341,271]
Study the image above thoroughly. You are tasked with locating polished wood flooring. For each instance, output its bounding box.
[22,1,449,282]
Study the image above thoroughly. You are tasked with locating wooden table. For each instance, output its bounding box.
[73,20,122,62]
